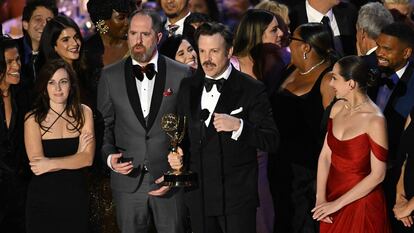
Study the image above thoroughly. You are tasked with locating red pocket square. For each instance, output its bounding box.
[163,88,173,96]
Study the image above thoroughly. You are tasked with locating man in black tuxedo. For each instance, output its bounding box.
[168,22,279,233]
[289,0,358,56]
[372,22,414,232]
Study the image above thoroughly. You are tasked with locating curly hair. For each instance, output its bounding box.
[87,0,130,24]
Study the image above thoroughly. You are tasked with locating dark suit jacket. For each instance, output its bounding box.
[177,67,279,216]
[368,62,414,163]
[97,55,191,192]
[289,1,358,56]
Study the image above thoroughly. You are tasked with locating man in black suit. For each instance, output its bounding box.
[372,22,414,232]
[168,22,279,233]
[289,0,358,56]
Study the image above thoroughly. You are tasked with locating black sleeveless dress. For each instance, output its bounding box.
[270,66,330,233]
[26,137,89,233]
[400,108,414,232]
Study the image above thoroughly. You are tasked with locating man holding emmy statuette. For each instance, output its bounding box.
[97,9,191,233]
[168,22,279,233]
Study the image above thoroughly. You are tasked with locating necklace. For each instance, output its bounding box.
[299,59,326,75]
[344,98,369,113]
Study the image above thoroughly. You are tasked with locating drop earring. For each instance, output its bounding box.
[303,52,307,60]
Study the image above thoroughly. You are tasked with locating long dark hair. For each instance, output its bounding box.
[38,15,86,74]
[233,9,275,57]
[0,35,19,83]
[27,59,84,132]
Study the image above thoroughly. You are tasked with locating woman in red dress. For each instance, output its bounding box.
[312,55,391,233]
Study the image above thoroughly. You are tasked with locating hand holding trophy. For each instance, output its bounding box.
[162,113,196,187]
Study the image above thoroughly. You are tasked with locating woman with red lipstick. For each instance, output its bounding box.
[25,59,95,233]
[0,35,30,233]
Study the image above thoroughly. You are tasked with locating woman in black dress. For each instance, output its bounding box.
[270,23,339,233]
[394,107,414,232]
[25,59,95,233]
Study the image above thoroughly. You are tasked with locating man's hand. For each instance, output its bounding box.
[110,153,133,175]
[213,113,240,132]
[168,147,184,171]
[148,176,170,196]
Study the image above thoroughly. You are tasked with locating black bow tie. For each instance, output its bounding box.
[133,63,156,81]
[204,78,225,93]
[378,74,398,89]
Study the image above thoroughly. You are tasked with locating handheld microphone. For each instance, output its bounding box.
[200,109,210,122]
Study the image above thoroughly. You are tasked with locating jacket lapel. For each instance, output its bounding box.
[124,57,147,130]
[147,56,166,130]
[385,62,413,114]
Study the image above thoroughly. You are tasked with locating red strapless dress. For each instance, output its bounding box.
[320,119,392,233]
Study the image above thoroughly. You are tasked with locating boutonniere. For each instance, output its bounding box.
[163,88,173,96]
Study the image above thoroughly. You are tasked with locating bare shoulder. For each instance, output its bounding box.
[24,111,36,124]
[81,104,93,118]
[330,99,346,118]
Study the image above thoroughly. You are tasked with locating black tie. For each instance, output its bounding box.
[133,63,156,81]
[321,16,336,50]
[204,78,225,93]
[321,16,331,27]
[168,24,179,36]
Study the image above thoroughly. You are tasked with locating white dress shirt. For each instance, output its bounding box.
[133,52,159,118]
[107,52,159,170]
[165,12,191,36]
[201,64,243,140]
[305,0,340,37]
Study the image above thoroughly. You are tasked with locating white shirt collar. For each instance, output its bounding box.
[305,0,334,23]
[132,50,159,73]
[166,11,191,35]
[205,63,232,81]
[366,46,377,55]
[396,62,409,79]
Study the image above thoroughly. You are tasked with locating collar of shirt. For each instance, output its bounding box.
[132,50,159,73]
[166,12,191,35]
[396,62,409,79]
[366,46,377,55]
[205,63,232,81]
[305,0,339,36]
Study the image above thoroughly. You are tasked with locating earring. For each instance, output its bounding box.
[303,52,307,60]
[96,19,109,35]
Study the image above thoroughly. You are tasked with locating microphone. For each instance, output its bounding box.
[200,109,210,122]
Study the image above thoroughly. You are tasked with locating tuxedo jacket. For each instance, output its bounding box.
[289,1,358,56]
[177,67,279,216]
[368,62,414,163]
[97,55,191,193]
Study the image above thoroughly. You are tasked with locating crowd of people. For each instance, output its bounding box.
[1,0,414,233]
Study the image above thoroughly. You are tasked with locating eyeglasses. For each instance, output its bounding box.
[288,36,306,44]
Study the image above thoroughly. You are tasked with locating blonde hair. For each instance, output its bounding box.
[255,0,290,25]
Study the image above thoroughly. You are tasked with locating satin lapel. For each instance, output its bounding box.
[147,56,166,130]
[206,69,243,140]
[385,62,414,113]
[124,57,147,130]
